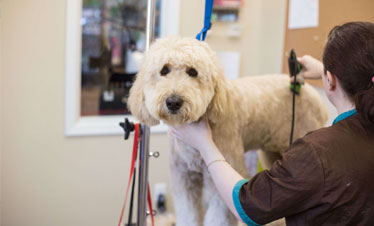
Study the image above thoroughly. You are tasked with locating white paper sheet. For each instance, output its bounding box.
[288,0,319,30]
[216,51,241,79]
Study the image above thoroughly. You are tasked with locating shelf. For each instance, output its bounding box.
[213,5,240,11]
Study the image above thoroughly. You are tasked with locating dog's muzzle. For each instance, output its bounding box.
[166,95,184,114]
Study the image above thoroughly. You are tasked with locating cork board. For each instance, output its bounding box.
[282,0,374,87]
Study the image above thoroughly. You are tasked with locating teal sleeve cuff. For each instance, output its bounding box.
[232,179,262,226]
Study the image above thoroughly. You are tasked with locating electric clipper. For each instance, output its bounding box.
[288,49,303,94]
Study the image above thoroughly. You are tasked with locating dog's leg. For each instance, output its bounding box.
[169,139,205,226]
[203,177,238,226]
[170,167,204,226]
[201,133,247,226]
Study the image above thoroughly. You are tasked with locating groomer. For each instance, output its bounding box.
[170,21,374,225]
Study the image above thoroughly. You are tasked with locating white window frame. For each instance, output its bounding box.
[65,0,180,136]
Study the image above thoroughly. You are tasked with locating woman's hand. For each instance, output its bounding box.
[297,55,324,79]
[169,117,215,152]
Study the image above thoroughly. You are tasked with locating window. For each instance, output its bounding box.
[81,0,161,116]
[65,0,179,136]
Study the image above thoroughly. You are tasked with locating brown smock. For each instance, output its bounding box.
[233,113,374,226]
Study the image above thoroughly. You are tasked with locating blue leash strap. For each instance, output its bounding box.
[196,0,214,41]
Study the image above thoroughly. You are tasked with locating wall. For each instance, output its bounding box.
[0,0,287,226]
[1,1,171,226]
[179,0,287,76]
[282,0,374,87]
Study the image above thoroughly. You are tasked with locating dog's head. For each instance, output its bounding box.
[128,37,230,126]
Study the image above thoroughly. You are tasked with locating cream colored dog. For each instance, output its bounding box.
[128,37,328,226]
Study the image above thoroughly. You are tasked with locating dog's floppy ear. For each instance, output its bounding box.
[206,62,233,124]
[127,70,160,126]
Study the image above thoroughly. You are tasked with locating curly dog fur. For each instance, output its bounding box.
[128,37,328,226]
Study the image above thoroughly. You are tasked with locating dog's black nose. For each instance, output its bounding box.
[166,95,184,111]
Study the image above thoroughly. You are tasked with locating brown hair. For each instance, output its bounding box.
[323,21,374,124]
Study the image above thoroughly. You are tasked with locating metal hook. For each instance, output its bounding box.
[149,151,160,158]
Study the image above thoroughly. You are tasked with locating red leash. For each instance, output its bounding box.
[147,183,155,226]
[117,124,154,226]
[118,124,139,226]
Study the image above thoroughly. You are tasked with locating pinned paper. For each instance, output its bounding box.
[288,0,319,30]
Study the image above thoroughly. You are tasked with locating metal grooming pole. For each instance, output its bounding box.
[137,0,156,225]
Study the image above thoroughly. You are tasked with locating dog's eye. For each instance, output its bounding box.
[186,68,198,77]
[160,65,170,76]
